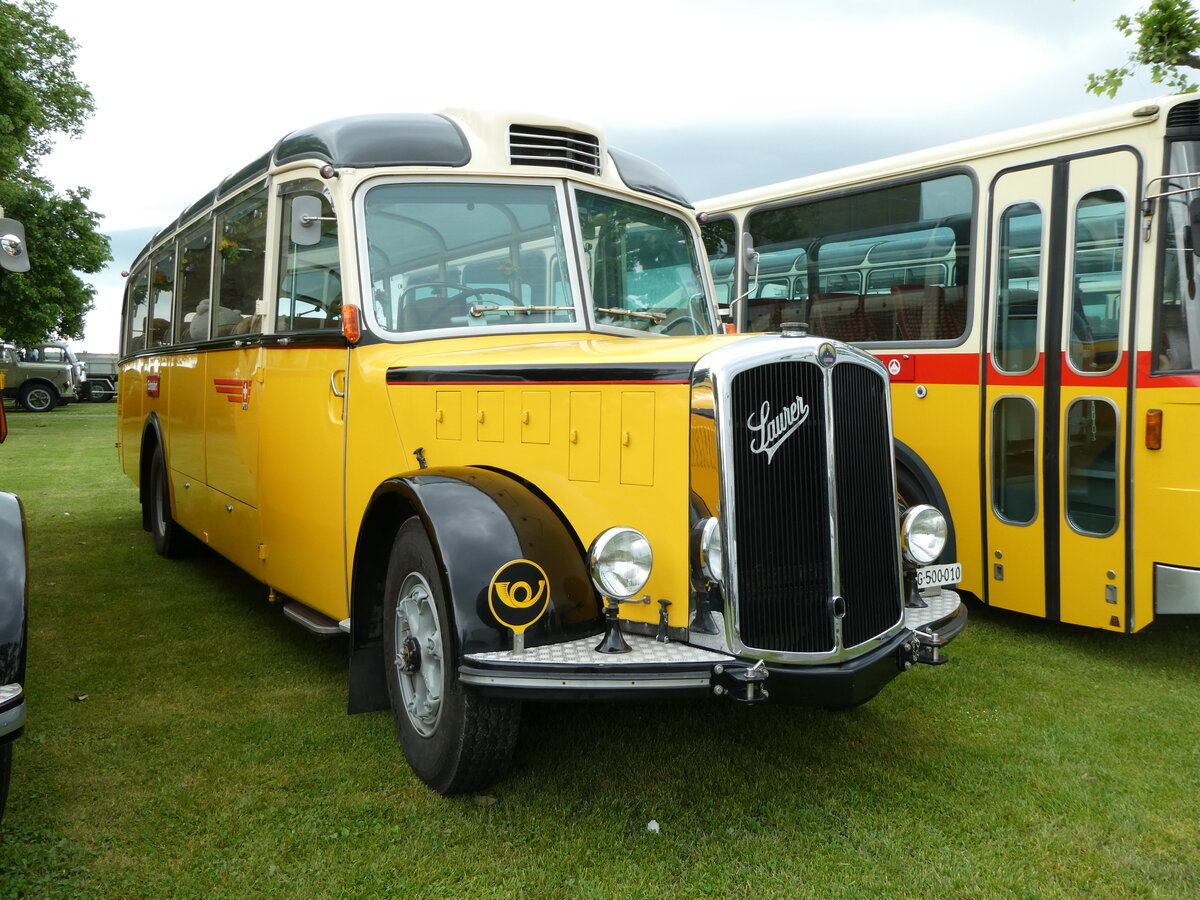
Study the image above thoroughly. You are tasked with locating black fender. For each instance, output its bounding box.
[138,413,166,532]
[348,467,601,713]
[893,439,957,566]
[0,490,29,738]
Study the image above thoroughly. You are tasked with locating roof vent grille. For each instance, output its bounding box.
[508,125,601,175]
[1167,100,1200,129]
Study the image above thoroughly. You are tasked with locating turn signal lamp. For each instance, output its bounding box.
[1146,409,1163,450]
[342,304,361,344]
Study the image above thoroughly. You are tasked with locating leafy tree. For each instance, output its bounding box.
[0,0,110,346]
[1087,0,1200,98]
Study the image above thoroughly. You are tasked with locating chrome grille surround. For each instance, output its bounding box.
[690,335,906,664]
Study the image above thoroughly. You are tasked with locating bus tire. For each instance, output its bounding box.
[149,445,188,558]
[0,742,10,821]
[383,517,520,796]
[17,382,57,413]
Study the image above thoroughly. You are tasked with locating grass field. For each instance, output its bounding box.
[0,401,1198,898]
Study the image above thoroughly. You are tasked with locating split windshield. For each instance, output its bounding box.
[362,180,713,338]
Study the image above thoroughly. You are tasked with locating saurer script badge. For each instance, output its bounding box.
[488,560,550,635]
[748,396,810,463]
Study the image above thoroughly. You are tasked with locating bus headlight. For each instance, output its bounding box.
[694,516,723,583]
[588,527,653,599]
[901,504,947,565]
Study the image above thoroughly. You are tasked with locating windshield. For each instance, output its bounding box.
[576,191,714,335]
[363,181,577,335]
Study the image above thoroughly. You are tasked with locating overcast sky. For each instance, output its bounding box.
[36,0,1160,351]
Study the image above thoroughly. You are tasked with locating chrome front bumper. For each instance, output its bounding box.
[459,588,966,701]
[0,682,25,740]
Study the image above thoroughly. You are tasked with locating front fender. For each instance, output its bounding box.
[348,467,601,713]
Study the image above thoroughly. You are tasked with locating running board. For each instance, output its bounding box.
[282,602,344,636]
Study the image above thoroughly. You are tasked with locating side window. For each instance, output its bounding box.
[1156,141,1200,372]
[993,202,1043,374]
[178,220,213,342]
[1064,398,1119,536]
[278,180,341,332]
[149,246,175,346]
[1067,189,1125,374]
[211,184,267,337]
[124,265,151,352]
[747,173,973,344]
[700,216,736,307]
[991,396,1037,524]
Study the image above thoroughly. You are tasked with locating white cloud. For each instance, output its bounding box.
[34,0,1151,349]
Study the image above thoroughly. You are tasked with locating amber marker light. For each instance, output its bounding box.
[1146,409,1163,450]
[342,304,361,344]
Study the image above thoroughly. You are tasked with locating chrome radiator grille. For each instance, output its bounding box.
[724,354,903,656]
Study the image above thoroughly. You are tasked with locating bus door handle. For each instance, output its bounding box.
[330,371,346,398]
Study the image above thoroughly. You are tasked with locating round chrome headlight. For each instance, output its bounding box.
[696,517,724,583]
[588,527,653,599]
[901,504,948,565]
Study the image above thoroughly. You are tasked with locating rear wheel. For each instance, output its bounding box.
[0,742,11,821]
[149,446,188,558]
[383,517,520,795]
[17,382,56,413]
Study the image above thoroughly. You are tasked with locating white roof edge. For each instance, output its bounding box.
[699,93,1190,212]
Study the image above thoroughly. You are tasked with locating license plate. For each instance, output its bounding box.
[915,562,961,590]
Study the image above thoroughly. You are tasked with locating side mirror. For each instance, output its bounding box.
[0,218,30,274]
[290,195,326,247]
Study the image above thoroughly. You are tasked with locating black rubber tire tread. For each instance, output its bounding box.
[0,741,11,822]
[383,517,520,796]
[17,382,56,413]
[149,445,189,558]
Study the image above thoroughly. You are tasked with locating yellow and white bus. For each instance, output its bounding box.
[118,109,965,794]
[700,93,1200,634]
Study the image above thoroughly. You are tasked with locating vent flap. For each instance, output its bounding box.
[508,125,601,175]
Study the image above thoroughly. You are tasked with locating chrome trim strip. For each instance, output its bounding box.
[459,672,711,691]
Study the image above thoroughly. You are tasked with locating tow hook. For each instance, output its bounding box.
[711,660,769,703]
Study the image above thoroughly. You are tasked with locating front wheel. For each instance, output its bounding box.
[17,382,57,413]
[382,517,520,795]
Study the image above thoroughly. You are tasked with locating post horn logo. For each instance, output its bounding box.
[488,559,551,635]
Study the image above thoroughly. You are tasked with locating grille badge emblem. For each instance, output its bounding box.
[818,343,837,367]
[747,396,810,463]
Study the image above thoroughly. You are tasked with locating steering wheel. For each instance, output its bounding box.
[399,283,522,329]
[661,314,704,335]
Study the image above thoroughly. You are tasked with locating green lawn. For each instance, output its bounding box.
[1,401,1198,898]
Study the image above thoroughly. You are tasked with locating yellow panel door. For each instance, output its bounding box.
[984,164,1055,617]
[1054,151,1137,631]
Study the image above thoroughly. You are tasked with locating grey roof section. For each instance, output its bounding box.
[273,114,472,168]
[609,147,693,209]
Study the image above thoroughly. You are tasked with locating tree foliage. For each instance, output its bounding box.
[0,0,110,345]
[1087,0,1200,98]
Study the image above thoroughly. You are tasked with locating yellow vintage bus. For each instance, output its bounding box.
[118,110,965,794]
[700,93,1200,635]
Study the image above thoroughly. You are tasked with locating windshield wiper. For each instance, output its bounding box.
[468,304,574,318]
[595,307,666,323]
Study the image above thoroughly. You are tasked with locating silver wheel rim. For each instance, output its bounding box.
[26,387,52,410]
[393,571,444,737]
